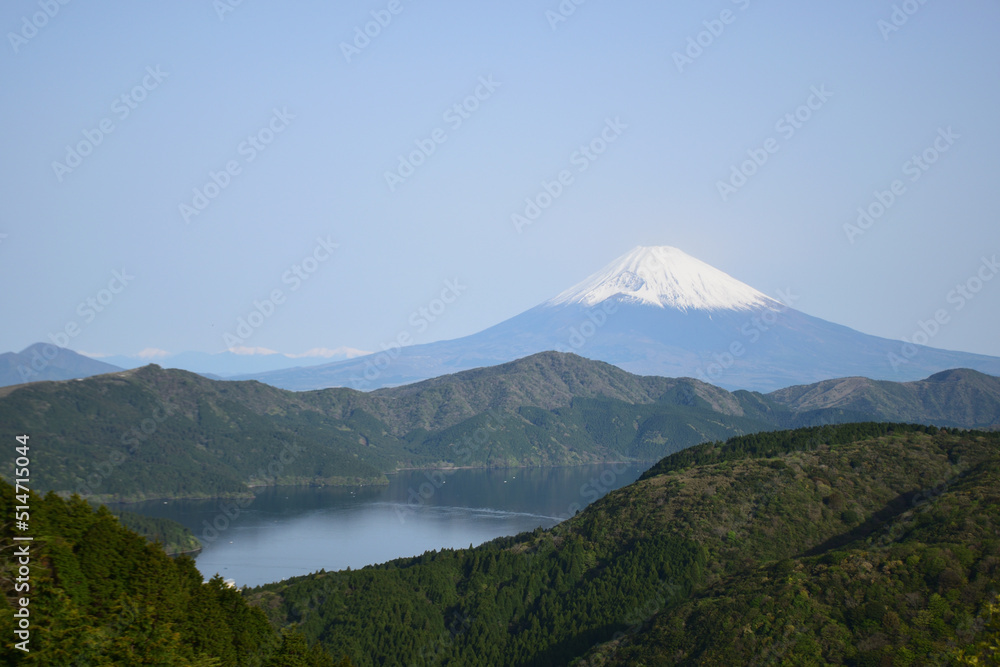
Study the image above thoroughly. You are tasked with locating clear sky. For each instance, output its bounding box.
[1,0,998,360]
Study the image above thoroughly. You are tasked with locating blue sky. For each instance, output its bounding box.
[2,0,998,361]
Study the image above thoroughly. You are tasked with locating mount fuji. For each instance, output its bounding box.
[236,246,1000,392]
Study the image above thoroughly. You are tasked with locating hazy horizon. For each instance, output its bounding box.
[2,1,998,361]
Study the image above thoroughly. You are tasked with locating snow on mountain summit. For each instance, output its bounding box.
[547,246,778,311]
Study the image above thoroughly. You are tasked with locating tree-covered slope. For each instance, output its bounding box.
[583,439,1000,665]
[113,511,202,555]
[358,352,751,432]
[0,354,780,502]
[247,424,1000,666]
[0,352,996,502]
[767,368,1000,430]
[0,365,404,502]
[0,480,339,666]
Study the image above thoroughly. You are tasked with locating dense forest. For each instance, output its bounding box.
[247,423,1000,665]
[113,510,202,555]
[0,480,343,666]
[0,422,997,663]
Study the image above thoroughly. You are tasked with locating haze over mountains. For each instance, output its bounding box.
[0,342,123,387]
[0,344,370,388]
[234,246,1000,392]
[98,347,369,377]
[6,246,999,394]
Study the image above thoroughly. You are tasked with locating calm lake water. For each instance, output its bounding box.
[118,463,647,588]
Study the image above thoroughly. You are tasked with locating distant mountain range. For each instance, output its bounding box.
[1,351,996,502]
[0,344,369,389]
[6,245,998,394]
[0,342,123,386]
[94,347,369,377]
[229,246,1000,392]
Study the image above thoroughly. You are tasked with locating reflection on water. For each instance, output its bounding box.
[114,463,646,588]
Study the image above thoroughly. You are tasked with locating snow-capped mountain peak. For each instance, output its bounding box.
[547,245,777,311]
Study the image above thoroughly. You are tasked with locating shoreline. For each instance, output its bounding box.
[85,461,654,505]
[388,460,651,474]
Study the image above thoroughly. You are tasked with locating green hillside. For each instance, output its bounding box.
[767,368,1000,430]
[247,424,1000,666]
[0,352,997,502]
[2,423,996,664]
[0,365,402,502]
[0,480,340,666]
[113,511,202,555]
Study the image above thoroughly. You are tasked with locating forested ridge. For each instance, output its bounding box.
[1,423,997,664]
[1,352,997,503]
[112,510,202,556]
[0,480,345,666]
[247,423,1000,665]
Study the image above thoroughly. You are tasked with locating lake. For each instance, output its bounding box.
[117,463,647,588]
